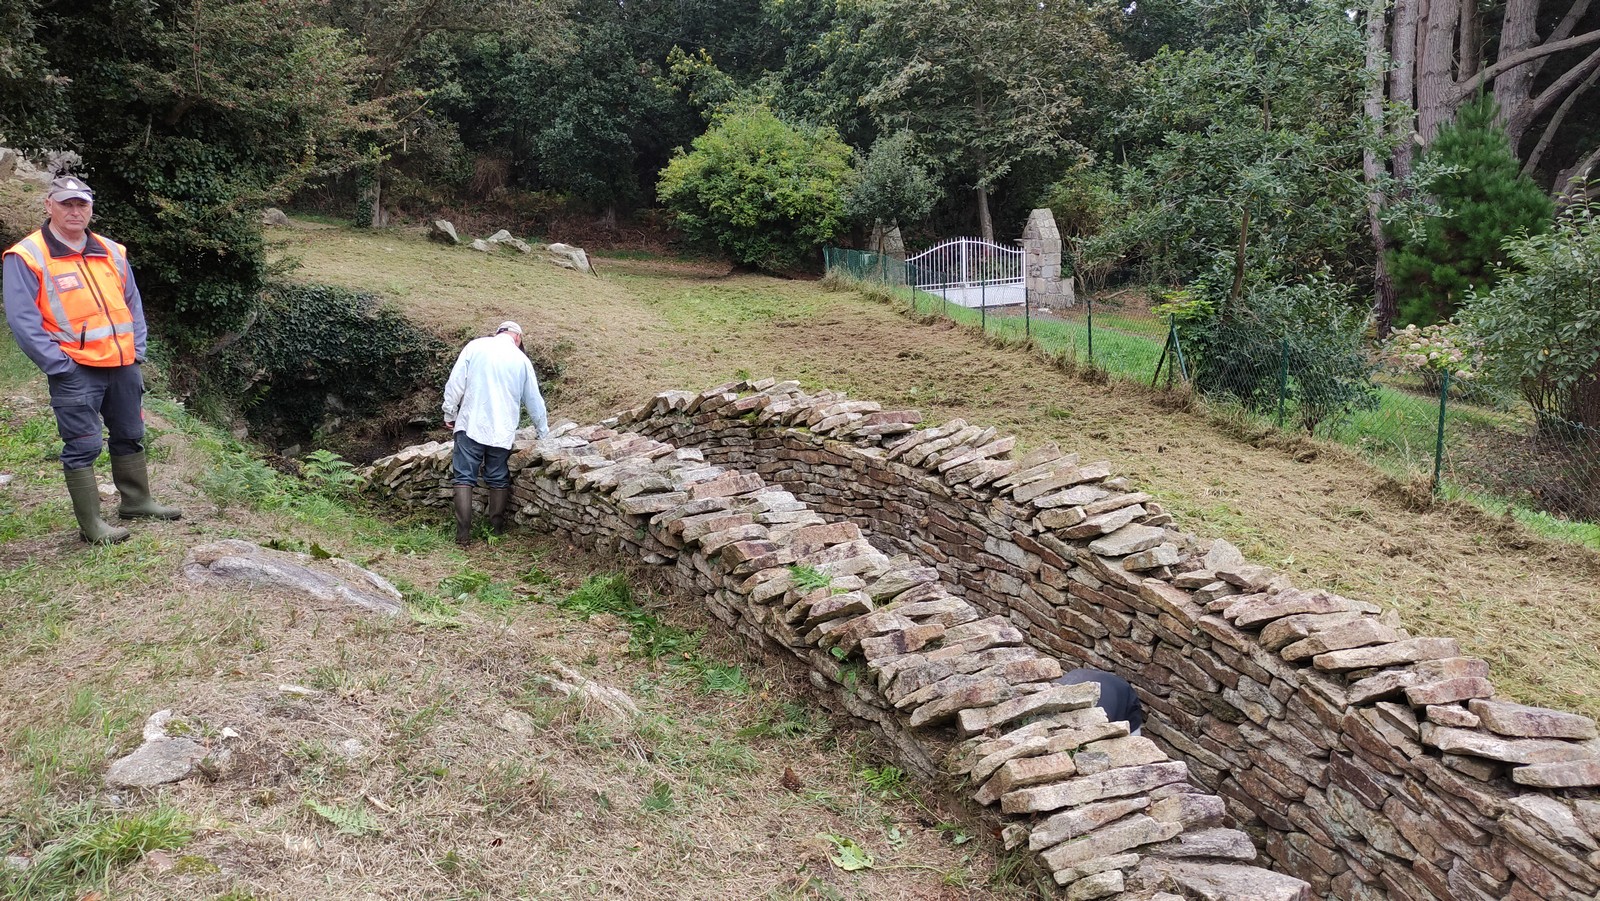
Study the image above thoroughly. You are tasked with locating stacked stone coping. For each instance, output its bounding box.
[367,414,1313,900]
[599,378,1600,901]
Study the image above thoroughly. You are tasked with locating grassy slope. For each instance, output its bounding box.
[0,337,1028,899]
[279,224,1600,720]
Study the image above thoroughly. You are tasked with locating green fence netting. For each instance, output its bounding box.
[823,246,1600,537]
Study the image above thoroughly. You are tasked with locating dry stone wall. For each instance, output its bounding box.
[370,378,1600,900]
[368,408,1312,900]
[613,380,1600,901]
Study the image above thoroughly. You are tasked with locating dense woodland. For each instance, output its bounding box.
[2,0,1598,431]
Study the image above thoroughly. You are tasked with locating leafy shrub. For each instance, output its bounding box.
[657,105,855,272]
[1179,269,1378,433]
[27,2,385,348]
[1458,188,1600,432]
[301,449,364,496]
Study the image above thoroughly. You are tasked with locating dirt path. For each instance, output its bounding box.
[281,229,1600,719]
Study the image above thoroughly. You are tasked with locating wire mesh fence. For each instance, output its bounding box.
[823,246,1600,540]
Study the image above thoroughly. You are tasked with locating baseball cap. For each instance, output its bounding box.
[496,321,523,336]
[47,176,94,203]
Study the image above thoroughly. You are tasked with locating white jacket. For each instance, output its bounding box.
[441,333,549,449]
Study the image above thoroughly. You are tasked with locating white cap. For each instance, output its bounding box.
[495,321,523,336]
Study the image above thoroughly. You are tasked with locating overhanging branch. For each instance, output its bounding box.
[1453,27,1600,99]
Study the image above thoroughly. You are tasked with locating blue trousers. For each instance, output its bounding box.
[47,363,145,470]
[450,432,512,488]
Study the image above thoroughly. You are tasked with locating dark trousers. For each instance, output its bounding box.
[46,363,145,470]
[450,432,512,488]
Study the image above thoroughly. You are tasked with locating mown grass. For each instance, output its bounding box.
[830,273,1600,548]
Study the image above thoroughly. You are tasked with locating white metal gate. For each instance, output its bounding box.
[906,237,1026,308]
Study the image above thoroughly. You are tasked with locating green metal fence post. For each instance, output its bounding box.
[1170,316,1189,382]
[1432,369,1452,494]
[1276,339,1290,429]
[1086,295,1094,365]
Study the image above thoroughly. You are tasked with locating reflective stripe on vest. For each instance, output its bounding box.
[11,238,79,344]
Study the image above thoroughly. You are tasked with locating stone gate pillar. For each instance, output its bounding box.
[867,220,907,260]
[1021,208,1074,309]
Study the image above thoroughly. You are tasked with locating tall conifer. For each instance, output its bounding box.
[1387,95,1553,326]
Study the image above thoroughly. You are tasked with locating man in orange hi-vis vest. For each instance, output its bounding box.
[3,175,181,545]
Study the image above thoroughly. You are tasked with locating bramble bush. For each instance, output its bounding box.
[1178,267,1378,434]
[657,105,855,272]
[220,283,449,446]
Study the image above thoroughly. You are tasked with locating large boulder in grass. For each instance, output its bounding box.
[546,242,593,275]
[430,219,461,245]
[262,207,290,226]
[182,539,403,615]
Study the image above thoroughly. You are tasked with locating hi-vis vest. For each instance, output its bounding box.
[5,229,136,367]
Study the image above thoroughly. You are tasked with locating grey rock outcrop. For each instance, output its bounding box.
[546,242,593,275]
[261,207,291,226]
[485,229,532,254]
[182,539,403,615]
[867,221,906,260]
[430,219,461,245]
[106,710,215,788]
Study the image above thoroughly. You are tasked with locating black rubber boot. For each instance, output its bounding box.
[111,452,182,520]
[65,466,131,545]
[487,487,511,536]
[453,485,475,546]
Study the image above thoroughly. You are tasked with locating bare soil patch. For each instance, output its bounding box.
[279,228,1600,718]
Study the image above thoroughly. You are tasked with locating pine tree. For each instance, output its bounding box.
[1386,94,1553,326]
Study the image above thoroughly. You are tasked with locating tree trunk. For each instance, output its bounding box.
[1525,63,1600,175]
[1569,362,1600,430]
[1393,0,1420,180]
[1458,0,1481,78]
[1510,46,1600,154]
[1366,0,1400,335]
[1230,206,1251,301]
[1539,0,1595,73]
[1556,143,1600,199]
[976,186,994,242]
[1417,0,1461,141]
[1493,0,1543,151]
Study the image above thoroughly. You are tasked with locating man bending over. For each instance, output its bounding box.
[441,321,549,545]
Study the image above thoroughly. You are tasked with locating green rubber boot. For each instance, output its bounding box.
[487,487,511,536]
[111,452,182,520]
[453,485,475,546]
[64,466,130,545]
